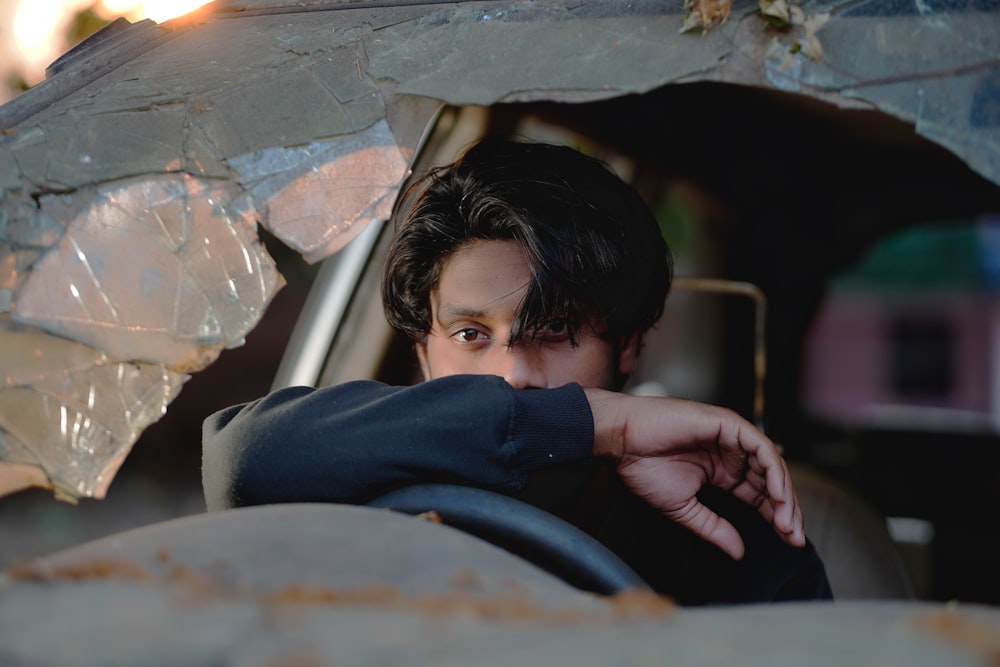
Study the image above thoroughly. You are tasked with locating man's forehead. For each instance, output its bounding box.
[431,240,532,316]
[431,286,528,323]
[441,239,530,278]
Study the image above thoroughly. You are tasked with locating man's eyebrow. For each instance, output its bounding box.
[435,304,489,322]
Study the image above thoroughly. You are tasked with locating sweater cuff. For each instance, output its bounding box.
[509,382,594,475]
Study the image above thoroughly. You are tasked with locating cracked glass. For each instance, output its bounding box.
[1,0,997,500]
[762,0,1000,195]
[0,316,186,501]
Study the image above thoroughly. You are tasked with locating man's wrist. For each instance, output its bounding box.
[584,387,624,461]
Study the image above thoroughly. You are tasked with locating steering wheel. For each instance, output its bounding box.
[368,483,650,595]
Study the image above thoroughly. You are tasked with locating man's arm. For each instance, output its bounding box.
[203,376,804,559]
[202,375,594,510]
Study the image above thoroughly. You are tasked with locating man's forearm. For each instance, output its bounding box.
[202,376,594,510]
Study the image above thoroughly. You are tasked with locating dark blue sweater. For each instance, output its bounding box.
[202,374,831,605]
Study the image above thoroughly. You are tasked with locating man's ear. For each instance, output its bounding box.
[415,342,431,381]
[616,333,641,379]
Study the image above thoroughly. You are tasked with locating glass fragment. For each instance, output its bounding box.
[0,316,187,500]
[12,173,283,371]
[228,120,411,263]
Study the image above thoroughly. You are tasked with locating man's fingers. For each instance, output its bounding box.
[604,395,808,553]
[766,458,806,544]
[667,500,746,561]
[729,457,806,548]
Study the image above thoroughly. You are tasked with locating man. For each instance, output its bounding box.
[203,138,831,604]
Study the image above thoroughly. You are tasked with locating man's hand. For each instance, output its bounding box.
[585,388,804,560]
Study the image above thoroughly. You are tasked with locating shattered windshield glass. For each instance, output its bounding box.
[1,0,997,501]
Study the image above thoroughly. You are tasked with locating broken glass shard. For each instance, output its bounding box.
[1,190,69,313]
[0,315,187,500]
[228,120,412,264]
[12,173,284,372]
[765,0,1000,188]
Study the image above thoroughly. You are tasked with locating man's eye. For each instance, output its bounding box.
[546,319,568,334]
[453,328,485,343]
[539,319,570,341]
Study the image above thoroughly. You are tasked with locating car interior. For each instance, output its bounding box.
[271,84,1000,604]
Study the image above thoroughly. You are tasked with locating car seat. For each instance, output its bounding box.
[789,463,914,599]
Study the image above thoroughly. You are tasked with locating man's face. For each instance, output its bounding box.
[416,239,637,390]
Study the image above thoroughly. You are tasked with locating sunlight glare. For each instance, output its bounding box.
[9,0,213,91]
[14,0,69,66]
[139,0,211,22]
[102,0,212,22]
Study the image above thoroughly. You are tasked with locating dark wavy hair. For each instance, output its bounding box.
[382,137,672,349]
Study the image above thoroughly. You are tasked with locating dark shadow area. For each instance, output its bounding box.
[490,82,1000,450]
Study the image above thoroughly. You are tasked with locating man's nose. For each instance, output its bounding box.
[497,343,546,390]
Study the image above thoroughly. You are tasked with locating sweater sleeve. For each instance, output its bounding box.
[201,375,594,510]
